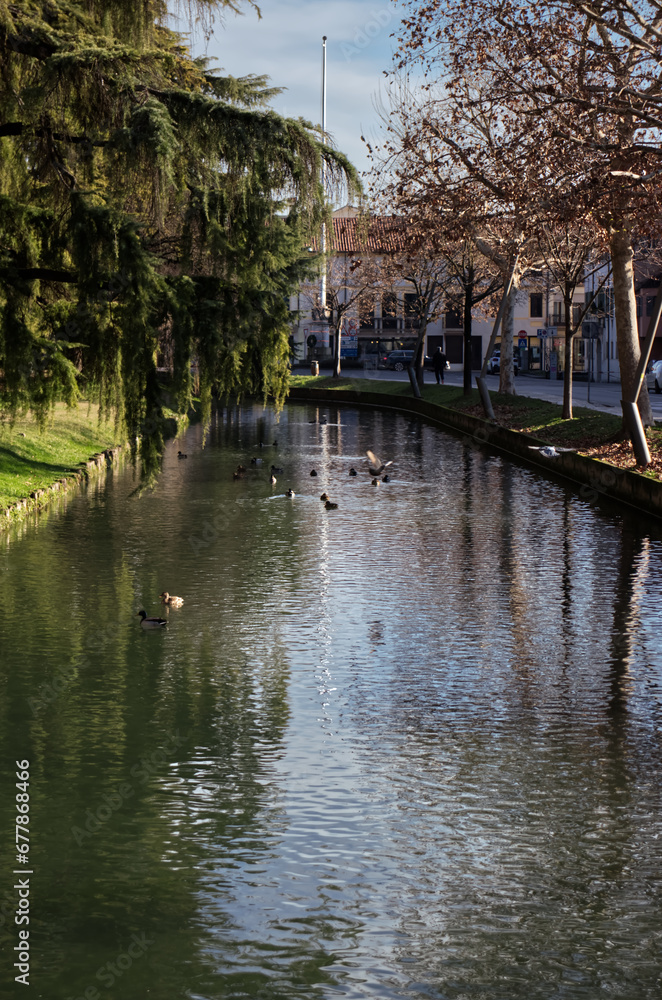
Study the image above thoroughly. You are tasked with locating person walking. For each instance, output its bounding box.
[433,346,448,385]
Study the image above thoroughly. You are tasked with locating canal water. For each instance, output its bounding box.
[1,403,662,1000]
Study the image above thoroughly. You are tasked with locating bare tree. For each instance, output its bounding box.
[395,0,662,434]
[532,220,613,418]
[370,74,544,396]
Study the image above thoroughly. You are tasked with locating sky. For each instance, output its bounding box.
[175,0,408,186]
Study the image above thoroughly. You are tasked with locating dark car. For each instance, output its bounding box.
[382,350,433,371]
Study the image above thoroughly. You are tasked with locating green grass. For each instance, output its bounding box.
[0,402,121,510]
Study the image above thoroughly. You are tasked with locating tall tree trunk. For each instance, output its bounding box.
[610,227,653,425]
[463,270,474,395]
[498,272,519,394]
[413,320,427,389]
[332,321,342,377]
[562,292,573,420]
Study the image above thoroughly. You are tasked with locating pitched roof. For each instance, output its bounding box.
[308,217,407,254]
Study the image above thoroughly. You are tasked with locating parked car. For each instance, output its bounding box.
[382,350,432,371]
[487,350,519,376]
[646,359,662,393]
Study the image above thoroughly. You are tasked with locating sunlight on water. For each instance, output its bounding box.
[1,402,662,999]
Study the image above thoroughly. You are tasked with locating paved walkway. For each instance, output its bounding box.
[345,368,662,421]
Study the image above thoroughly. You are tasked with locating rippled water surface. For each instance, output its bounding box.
[1,403,662,1000]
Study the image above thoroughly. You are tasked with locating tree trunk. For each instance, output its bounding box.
[498,272,519,394]
[409,320,427,392]
[562,293,573,420]
[463,272,473,395]
[332,321,342,377]
[610,227,653,426]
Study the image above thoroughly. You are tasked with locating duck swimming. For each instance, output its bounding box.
[137,610,167,628]
[270,474,277,485]
[286,488,295,497]
[349,468,357,476]
[177,451,187,459]
[271,465,283,474]
[324,500,338,510]
[159,592,184,606]
[320,492,329,501]
[310,469,317,477]
[371,478,380,486]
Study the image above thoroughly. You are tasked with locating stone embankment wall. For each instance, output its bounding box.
[2,446,124,523]
[289,386,662,521]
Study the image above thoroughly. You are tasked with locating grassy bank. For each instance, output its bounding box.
[0,402,122,513]
[289,375,662,480]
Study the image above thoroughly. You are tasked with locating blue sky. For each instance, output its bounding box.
[179,0,407,183]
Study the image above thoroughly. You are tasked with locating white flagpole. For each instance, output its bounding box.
[320,36,327,329]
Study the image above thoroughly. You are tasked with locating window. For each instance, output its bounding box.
[446,335,463,363]
[530,293,543,318]
[646,296,657,317]
[359,295,375,330]
[381,292,397,330]
[445,308,462,329]
[404,293,420,328]
[550,303,564,325]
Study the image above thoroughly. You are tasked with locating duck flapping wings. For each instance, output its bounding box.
[366,450,393,476]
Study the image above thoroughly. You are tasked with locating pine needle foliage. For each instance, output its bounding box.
[0,0,359,477]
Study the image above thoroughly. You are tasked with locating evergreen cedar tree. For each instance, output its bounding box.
[0,0,358,478]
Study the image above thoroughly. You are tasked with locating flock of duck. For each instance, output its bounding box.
[136,442,393,628]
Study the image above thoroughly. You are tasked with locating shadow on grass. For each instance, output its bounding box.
[0,445,73,478]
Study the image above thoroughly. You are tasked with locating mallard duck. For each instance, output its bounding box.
[270,474,277,485]
[286,488,295,497]
[137,610,167,628]
[367,449,392,476]
[159,592,184,606]
[271,465,283,473]
[320,492,329,501]
[236,464,246,473]
[310,469,317,476]
[250,456,262,465]
[325,500,338,510]
[382,474,391,482]
[233,470,244,480]
[177,451,187,459]
[371,478,380,486]
[349,468,357,476]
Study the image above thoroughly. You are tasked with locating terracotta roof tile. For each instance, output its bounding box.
[309,217,406,254]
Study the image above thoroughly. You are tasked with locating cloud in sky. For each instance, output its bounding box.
[179,0,407,183]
